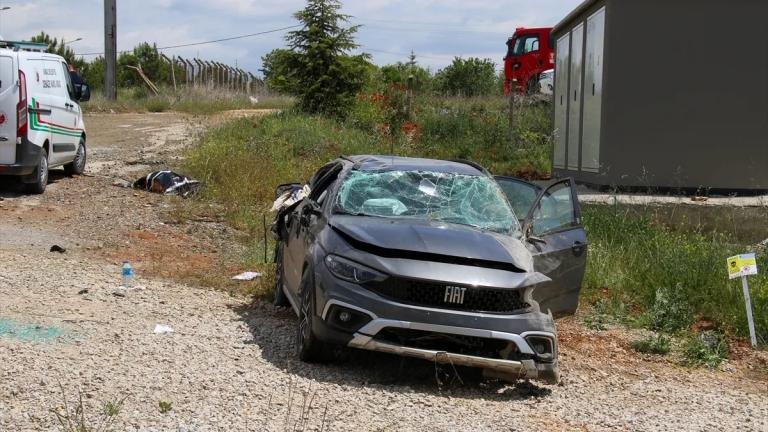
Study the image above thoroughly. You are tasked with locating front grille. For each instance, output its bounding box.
[375,328,513,359]
[363,278,530,314]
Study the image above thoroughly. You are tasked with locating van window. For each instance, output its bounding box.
[0,56,13,91]
[512,34,540,56]
[61,62,75,99]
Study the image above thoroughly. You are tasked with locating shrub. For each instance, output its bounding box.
[684,331,729,368]
[434,57,497,97]
[632,335,672,355]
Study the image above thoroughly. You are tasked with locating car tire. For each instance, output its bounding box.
[296,269,331,363]
[26,148,49,194]
[273,243,290,307]
[64,138,86,176]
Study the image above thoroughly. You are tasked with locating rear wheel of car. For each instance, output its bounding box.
[296,269,330,363]
[64,138,86,176]
[26,148,48,194]
[273,243,290,307]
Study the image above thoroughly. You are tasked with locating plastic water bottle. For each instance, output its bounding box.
[121,261,134,288]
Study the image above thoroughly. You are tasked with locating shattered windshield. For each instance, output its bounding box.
[335,170,520,235]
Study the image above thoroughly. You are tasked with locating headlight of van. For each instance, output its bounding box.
[325,255,387,284]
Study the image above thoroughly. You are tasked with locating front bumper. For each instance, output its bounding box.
[314,264,560,384]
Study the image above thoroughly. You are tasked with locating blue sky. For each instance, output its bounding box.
[0,0,581,74]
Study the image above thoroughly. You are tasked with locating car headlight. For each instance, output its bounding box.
[325,255,387,284]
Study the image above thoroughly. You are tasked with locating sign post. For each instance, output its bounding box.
[727,253,758,347]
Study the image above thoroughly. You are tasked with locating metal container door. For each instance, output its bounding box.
[582,7,606,173]
[567,24,584,171]
[553,34,570,170]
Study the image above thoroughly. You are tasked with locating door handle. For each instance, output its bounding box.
[571,241,586,257]
[0,136,8,142]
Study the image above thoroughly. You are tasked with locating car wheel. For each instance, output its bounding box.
[64,138,86,176]
[296,269,330,363]
[273,243,290,307]
[26,148,49,194]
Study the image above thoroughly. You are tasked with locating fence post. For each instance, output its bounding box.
[508,79,516,145]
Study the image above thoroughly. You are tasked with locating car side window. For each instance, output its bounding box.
[495,177,542,221]
[531,181,577,236]
[308,163,342,202]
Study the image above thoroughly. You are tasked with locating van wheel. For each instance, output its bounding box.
[26,148,48,194]
[273,242,290,307]
[64,138,86,176]
[296,269,331,363]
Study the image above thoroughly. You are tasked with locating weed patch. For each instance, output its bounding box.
[684,331,729,368]
[582,204,768,344]
[632,334,672,355]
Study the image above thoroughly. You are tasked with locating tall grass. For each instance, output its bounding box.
[82,86,294,114]
[185,96,552,232]
[582,204,768,343]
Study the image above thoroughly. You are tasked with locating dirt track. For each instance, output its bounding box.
[0,112,766,431]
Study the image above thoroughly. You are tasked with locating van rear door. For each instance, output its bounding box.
[0,53,17,165]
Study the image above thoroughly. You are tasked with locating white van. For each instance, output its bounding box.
[0,41,90,194]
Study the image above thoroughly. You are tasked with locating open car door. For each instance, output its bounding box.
[495,177,587,317]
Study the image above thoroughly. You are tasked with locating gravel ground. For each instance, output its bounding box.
[0,113,766,432]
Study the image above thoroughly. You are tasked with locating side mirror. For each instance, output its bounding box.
[78,84,91,102]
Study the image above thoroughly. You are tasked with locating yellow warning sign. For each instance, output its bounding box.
[727,253,758,280]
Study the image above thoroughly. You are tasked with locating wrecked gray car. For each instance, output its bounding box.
[271,156,587,384]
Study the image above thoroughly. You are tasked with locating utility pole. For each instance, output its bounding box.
[104,0,117,100]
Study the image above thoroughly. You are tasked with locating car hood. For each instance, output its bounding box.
[330,215,535,273]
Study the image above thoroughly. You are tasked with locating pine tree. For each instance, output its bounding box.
[286,0,370,116]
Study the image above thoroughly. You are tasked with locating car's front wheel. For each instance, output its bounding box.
[296,269,330,362]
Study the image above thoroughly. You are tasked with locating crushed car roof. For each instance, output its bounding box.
[346,155,487,176]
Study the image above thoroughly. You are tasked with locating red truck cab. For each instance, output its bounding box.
[504,27,555,95]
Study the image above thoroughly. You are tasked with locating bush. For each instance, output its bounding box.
[632,335,672,355]
[684,331,729,368]
[434,57,497,97]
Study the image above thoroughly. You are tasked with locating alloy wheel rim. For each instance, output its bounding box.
[75,143,85,171]
[40,157,48,185]
[297,287,311,352]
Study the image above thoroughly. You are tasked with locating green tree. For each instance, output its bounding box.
[261,48,301,95]
[434,57,498,97]
[29,32,84,68]
[380,52,433,93]
[80,56,105,90]
[286,0,369,116]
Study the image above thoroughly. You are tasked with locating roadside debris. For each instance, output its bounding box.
[49,245,67,254]
[133,171,201,198]
[121,261,134,289]
[232,271,262,281]
[271,184,309,212]
[153,324,174,335]
[77,289,89,295]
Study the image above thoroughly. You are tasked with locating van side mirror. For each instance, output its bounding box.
[77,84,91,102]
